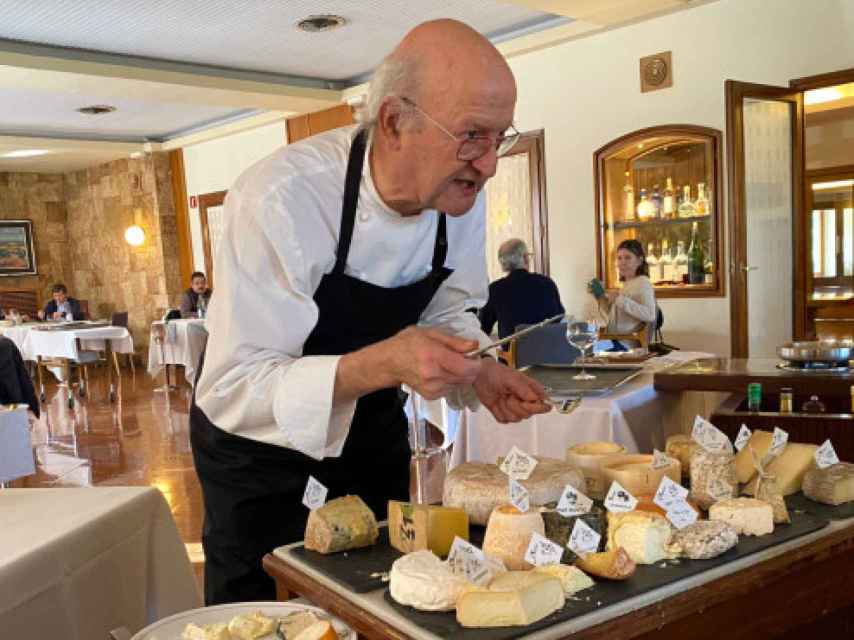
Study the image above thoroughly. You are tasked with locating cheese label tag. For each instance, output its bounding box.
[692,415,733,454]
[568,518,601,558]
[604,480,638,513]
[556,484,593,517]
[500,446,538,480]
[524,532,564,567]
[509,478,530,513]
[651,449,672,469]
[653,475,689,511]
[734,424,752,452]
[770,427,789,457]
[447,537,490,585]
[815,439,840,469]
[302,475,328,511]
[666,499,698,530]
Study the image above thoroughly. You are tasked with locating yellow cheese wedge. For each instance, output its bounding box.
[734,430,774,484]
[388,501,469,557]
[456,571,565,628]
[744,443,819,496]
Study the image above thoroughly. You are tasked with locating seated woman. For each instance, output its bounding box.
[595,239,656,349]
[180,271,212,318]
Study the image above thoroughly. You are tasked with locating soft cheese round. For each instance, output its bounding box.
[389,550,469,612]
[483,505,546,571]
[667,520,738,559]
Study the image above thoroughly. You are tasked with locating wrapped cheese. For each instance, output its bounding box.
[734,430,774,484]
[540,504,605,564]
[565,441,627,499]
[802,462,854,505]
[748,446,790,524]
[744,443,819,496]
[600,454,681,497]
[689,448,737,510]
[304,495,379,554]
[666,434,699,480]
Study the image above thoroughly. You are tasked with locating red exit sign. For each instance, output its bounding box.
[189,195,198,208]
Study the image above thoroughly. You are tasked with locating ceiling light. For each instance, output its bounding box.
[812,179,854,191]
[124,225,145,247]
[297,14,347,32]
[77,104,117,116]
[2,149,49,158]
[805,87,843,106]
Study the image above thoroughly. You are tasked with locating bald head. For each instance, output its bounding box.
[498,238,529,272]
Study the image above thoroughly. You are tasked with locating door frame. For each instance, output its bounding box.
[725,80,805,357]
[198,190,228,289]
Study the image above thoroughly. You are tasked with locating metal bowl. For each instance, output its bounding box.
[777,340,854,363]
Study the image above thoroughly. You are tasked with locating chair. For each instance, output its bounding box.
[77,299,89,320]
[110,311,135,376]
[506,322,580,369]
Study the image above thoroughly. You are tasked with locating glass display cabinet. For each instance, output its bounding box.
[594,125,724,297]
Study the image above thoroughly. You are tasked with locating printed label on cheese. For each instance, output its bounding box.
[568,518,601,557]
[604,480,638,513]
[652,449,672,469]
[556,484,593,517]
[447,536,490,585]
[666,499,699,529]
[734,424,752,452]
[692,416,734,454]
[302,475,328,511]
[815,439,840,469]
[509,477,530,513]
[770,427,789,457]
[500,446,538,480]
[654,475,689,511]
[524,531,564,567]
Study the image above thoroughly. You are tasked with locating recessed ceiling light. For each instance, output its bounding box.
[805,87,843,106]
[77,104,117,116]
[297,14,347,32]
[2,149,49,158]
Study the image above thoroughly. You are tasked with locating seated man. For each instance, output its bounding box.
[479,238,565,339]
[38,283,83,321]
[180,271,212,318]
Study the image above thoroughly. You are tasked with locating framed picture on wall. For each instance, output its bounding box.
[0,220,37,276]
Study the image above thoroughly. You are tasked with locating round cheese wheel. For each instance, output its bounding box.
[389,550,469,611]
[600,454,681,497]
[666,435,698,480]
[482,505,545,571]
[565,441,627,499]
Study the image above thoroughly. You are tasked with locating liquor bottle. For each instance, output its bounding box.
[660,239,674,282]
[651,184,663,218]
[646,243,659,283]
[637,189,656,221]
[687,222,705,284]
[678,185,696,218]
[674,241,689,282]
[704,238,714,284]
[623,172,635,221]
[662,178,675,219]
[695,182,709,215]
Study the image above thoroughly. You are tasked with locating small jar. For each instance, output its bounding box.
[779,387,793,414]
[802,395,826,414]
[747,382,762,411]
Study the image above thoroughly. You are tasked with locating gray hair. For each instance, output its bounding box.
[355,55,421,129]
[498,238,528,272]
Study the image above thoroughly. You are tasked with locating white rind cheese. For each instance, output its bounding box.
[389,550,470,612]
[666,520,739,560]
[456,571,565,628]
[606,511,674,565]
[482,505,546,571]
[802,463,854,505]
[533,564,595,596]
[443,458,584,526]
[689,449,738,510]
[709,498,774,536]
[744,443,819,496]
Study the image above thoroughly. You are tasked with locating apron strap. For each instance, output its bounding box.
[333,129,368,275]
[431,213,448,271]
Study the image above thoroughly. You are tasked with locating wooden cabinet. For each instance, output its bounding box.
[594,125,724,298]
[286,104,355,143]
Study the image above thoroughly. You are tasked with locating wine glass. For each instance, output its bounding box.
[567,319,598,381]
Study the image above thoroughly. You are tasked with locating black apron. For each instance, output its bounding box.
[189,129,453,605]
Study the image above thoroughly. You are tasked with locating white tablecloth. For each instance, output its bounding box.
[450,352,715,468]
[1,323,133,361]
[0,487,201,639]
[0,406,34,483]
[147,319,208,385]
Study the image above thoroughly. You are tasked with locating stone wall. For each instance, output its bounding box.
[0,172,70,304]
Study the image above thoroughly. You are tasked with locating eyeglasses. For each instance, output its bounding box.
[400,97,520,162]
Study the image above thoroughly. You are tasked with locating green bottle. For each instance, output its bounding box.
[688,222,705,284]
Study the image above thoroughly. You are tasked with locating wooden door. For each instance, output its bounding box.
[198,190,227,289]
[726,81,805,357]
[286,104,355,143]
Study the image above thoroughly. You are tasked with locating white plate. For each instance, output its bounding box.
[132,601,356,640]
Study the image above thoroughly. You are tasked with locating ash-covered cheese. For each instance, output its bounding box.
[689,448,737,510]
[802,462,854,505]
[709,498,773,536]
[541,504,605,564]
[666,520,738,559]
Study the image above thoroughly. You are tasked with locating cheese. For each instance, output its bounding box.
[443,458,584,526]
[181,623,230,640]
[387,501,469,557]
[666,521,738,560]
[744,443,819,496]
[689,449,737,510]
[304,495,379,554]
[389,550,470,611]
[606,511,674,565]
[666,434,699,480]
[734,430,774,484]
[803,462,854,505]
[600,454,681,497]
[292,621,339,640]
[709,498,774,536]
[277,612,321,639]
[635,494,700,518]
[227,611,276,640]
[574,547,635,580]
[565,441,626,499]
[541,505,605,564]
[456,571,565,628]
[482,505,546,570]
[532,564,594,596]
[753,473,790,524]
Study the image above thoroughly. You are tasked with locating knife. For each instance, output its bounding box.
[466,313,568,358]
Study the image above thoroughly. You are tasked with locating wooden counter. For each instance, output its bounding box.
[264,516,854,640]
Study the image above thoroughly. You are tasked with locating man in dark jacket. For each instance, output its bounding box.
[38,283,83,321]
[479,238,564,339]
[180,271,212,318]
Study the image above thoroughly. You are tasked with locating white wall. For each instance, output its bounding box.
[508,0,854,355]
[183,120,287,272]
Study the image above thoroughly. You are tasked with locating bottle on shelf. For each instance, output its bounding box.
[662,178,675,219]
[704,238,715,284]
[678,185,696,218]
[623,172,635,221]
[646,243,660,284]
[637,188,656,221]
[651,184,663,218]
[695,182,709,216]
[660,239,674,283]
[687,222,705,284]
[674,241,689,282]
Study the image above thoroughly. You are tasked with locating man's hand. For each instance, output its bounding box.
[473,358,552,423]
[52,311,62,320]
